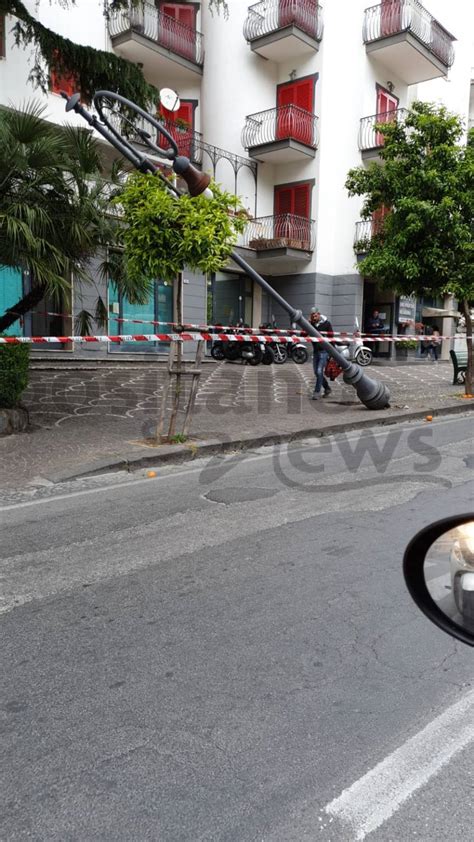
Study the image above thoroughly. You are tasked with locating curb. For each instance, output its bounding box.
[43,400,474,484]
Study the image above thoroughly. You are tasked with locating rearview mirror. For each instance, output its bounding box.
[403,514,474,646]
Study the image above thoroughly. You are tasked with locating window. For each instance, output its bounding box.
[159,3,196,60]
[50,51,77,97]
[276,77,315,145]
[381,0,402,37]
[0,14,5,58]
[371,205,390,237]
[278,0,319,39]
[375,86,399,145]
[274,182,312,248]
[158,100,195,159]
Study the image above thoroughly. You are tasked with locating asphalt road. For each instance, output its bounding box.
[1,415,473,841]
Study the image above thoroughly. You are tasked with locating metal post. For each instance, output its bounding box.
[230,252,390,410]
[62,93,390,411]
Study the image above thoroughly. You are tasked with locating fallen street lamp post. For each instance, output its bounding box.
[62,91,390,410]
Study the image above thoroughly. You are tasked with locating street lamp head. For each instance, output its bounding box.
[172,156,212,198]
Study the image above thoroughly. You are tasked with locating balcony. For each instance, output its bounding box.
[105,109,203,166]
[243,0,323,61]
[354,220,373,255]
[358,107,409,158]
[234,214,315,274]
[108,2,204,86]
[242,105,318,162]
[363,0,455,84]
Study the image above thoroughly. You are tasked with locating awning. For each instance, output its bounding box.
[421,307,460,318]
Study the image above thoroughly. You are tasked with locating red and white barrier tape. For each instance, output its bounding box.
[0,332,471,345]
[6,308,470,341]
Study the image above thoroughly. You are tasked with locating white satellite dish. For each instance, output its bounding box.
[159,88,181,113]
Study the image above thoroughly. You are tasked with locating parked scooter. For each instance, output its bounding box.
[211,325,274,365]
[259,324,309,365]
[338,320,373,366]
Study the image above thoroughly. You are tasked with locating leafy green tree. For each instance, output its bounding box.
[346,102,474,393]
[0,101,149,334]
[118,172,247,284]
[0,1,228,109]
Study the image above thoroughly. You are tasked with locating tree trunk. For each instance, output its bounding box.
[0,283,47,334]
[462,298,473,396]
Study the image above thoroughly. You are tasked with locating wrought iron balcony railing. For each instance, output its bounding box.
[157,120,203,165]
[242,105,318,150]
[105,109,203,165]
[108,1,204,65]
[354,220,373,253]
[363,0,454,68]
[359,107,409,150]
[241,214,316,252]
[243,0,323,42]
[354,216,390,252]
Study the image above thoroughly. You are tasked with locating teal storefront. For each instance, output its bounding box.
[0,265,24,336]
[108,280,174,352]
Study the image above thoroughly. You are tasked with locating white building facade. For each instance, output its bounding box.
[0,0,472,356]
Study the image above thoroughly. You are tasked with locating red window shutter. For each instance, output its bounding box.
[158,100,194,157]
[275,187,293,216]
[178,6,194,27]
[275,183,312,246]
[377,89,397,114]
[50,51,77,97]
[162,3,195,27]
[160,4,195,59]
[381,0,402,36]
[295,79,313,112]
[294,184,310,218]
[277,78,314,144]
[277,78,314,111]
[277,82,295,109]
[376,89,398,145]
[372,205,390,235]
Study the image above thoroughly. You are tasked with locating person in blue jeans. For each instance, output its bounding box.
[310,308,333,400]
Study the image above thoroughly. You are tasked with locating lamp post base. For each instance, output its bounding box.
[343,363,391,409]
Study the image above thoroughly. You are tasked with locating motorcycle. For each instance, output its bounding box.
[259,324,308,365]
[338,320,373,366]
[288,341,309,364]
[211,326,274,366]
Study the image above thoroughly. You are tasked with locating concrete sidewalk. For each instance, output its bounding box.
[1,359,472,491]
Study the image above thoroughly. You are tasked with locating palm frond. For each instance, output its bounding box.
[74,309,95,336]
[94,296,108,330]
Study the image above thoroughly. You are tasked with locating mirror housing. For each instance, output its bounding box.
[403,514,474,646]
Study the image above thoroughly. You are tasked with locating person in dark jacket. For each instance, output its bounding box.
[309,308,333,399]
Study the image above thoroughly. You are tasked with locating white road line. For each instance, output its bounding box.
[324,688,474,841]
[0,414,470,513]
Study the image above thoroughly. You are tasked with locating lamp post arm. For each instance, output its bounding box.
[61,92,390,410]
[230,250,390,410]
[231,251,349,369]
